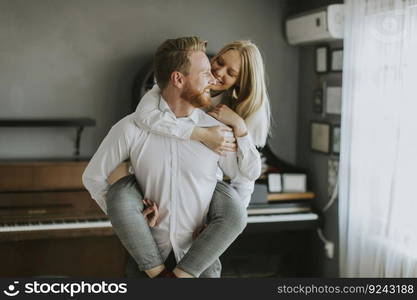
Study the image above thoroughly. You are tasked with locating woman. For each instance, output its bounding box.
[107,40,271,278]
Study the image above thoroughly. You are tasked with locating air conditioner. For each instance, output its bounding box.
[285,4,344,45]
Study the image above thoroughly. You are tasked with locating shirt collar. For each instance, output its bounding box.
[158,95,201,124]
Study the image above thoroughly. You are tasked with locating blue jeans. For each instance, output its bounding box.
[105,174,247,278]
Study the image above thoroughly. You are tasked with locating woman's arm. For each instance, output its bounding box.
[235,134,262,181]
[218,151,255,208]
[208,104,262,181]
[191,126,237,155]
[135,84,237,155]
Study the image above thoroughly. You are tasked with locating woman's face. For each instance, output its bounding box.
[210,49,241,92]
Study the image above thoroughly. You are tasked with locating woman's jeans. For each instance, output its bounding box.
[105,174,247,278]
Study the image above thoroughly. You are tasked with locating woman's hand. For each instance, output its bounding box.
[208,104,248,137]
[191,126,237,156]
[142,198,159,227]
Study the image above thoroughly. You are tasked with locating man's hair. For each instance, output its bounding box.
[154,36,207,90]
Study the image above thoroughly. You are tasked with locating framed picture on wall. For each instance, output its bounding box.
[325,86,342,115]
[313,88,323,113]
[332,125,341,155]
[331,48,343,72]
[315,46,329,74]
[310,121,331,154]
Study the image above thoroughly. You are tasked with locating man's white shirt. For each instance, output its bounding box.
[82,94,255,263]
[134,84,262,181]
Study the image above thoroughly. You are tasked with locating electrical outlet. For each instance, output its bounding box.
[325,241,334,259]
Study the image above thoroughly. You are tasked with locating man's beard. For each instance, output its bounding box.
[180,82,212,109]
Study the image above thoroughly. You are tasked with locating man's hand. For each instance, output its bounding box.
[142,198,159,227]
[191,126,237,156]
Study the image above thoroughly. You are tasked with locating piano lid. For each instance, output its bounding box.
[261,144,306,174]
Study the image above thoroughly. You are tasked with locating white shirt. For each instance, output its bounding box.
[82,94,255,264]
[135,84,262,181]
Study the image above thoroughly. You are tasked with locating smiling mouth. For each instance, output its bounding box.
[214,76,223,86]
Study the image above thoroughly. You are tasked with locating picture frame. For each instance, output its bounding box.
[330,48,343,72]
[310,121,331,154]
[313,88,323,114]
[267,173,282,193]
[325,86,342,115]
[332,125,341,155]
[315,46,329,74]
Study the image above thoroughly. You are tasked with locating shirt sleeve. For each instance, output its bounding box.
[134,84,194,139]
[82,117,135,215]
[218,152,255,208]
[235,133,262,181]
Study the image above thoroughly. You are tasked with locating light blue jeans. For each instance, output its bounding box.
[105,174,247,278]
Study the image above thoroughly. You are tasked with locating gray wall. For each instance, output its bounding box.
[296,43,342,278]
[287,0,344,277]
[0,0,299,163]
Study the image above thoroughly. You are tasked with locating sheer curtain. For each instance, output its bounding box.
[339,0,417,277]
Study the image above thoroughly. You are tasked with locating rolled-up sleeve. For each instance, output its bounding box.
[218,152,255,208]
[235,133,262,181]
[82,117,135,214]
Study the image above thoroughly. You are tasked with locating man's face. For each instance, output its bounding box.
[180,51,216,109]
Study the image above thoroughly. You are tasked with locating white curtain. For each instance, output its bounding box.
[339,0,417,277]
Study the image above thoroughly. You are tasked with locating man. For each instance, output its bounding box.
[82,36,254,278]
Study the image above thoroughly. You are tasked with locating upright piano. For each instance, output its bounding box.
[0,160,128,277]
[0,152,318,278]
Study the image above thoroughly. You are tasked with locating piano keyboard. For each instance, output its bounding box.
[0,218,112,233]
[0,213,318,233]
[247,212,318,223]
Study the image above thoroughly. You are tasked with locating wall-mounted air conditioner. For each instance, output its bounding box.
[285,4,344,46]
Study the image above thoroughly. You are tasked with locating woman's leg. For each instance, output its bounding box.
[199,258,222,278]
[175,181,247,278]
[105,174,165,277]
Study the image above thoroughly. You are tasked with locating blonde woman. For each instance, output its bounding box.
[108,40,271,278]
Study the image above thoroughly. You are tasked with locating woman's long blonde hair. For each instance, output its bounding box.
[212,41,271,147]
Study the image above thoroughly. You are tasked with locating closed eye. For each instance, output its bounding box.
[228,70,237,77]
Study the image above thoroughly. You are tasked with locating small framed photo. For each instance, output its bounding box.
[313,88,323,113]
[325,86,342,115]
[315,46,329,74]
[310,121,331,154]
[332,125,341,155]
[331,48,343,72]
[268,173,282,192]
[282,174,307,193]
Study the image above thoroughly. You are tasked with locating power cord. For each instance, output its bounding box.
[316,165,339,259]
